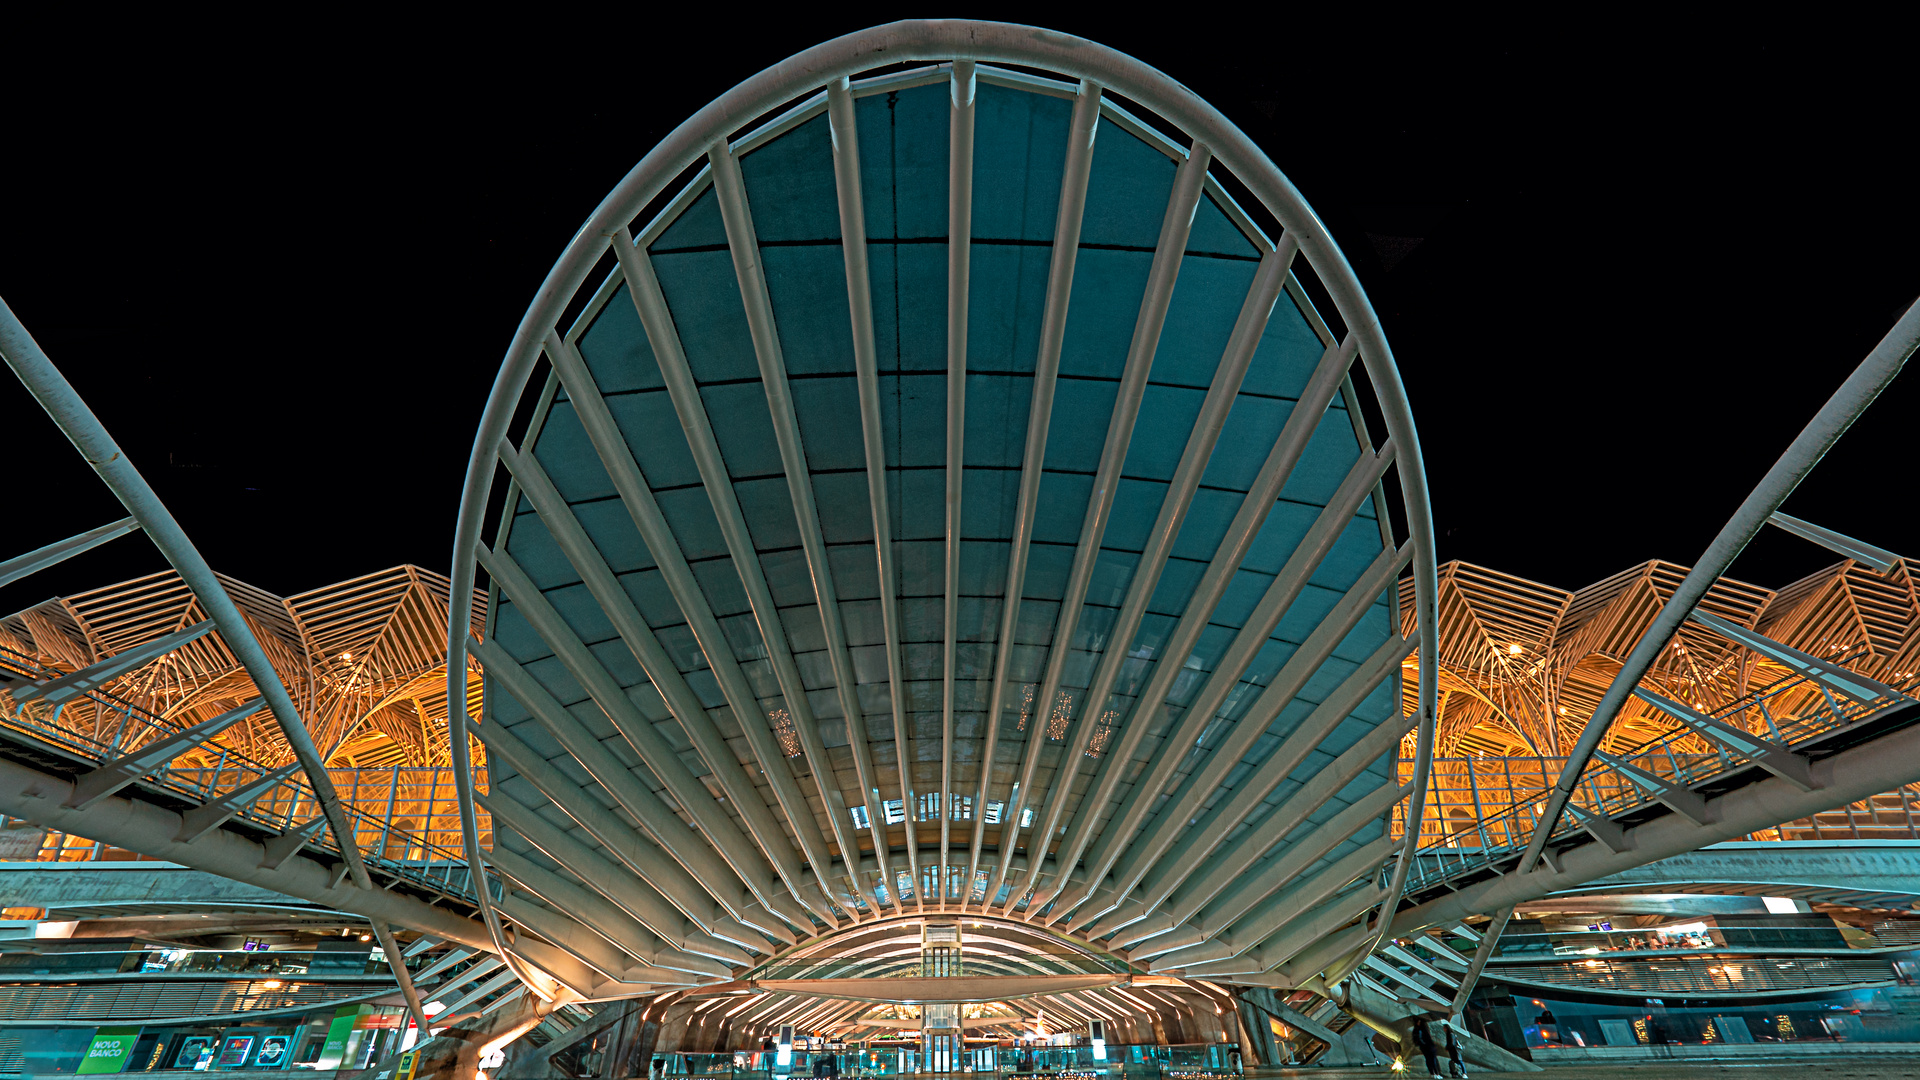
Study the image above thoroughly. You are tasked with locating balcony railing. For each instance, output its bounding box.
[0,645,488,903]
[1490,953,1901,995]
[1390,656,1920,894]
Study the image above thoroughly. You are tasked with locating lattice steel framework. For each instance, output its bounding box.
[1409,554,1920,759]
[2,566,484,769]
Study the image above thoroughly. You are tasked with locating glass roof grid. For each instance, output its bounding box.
[454,24,1437,987]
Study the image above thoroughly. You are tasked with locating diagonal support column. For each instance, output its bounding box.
[0,517,140,590]
[938,59,979,908]
[710,132,894,911]
[988,140,1215,907]
[965,77,1104,906]
[1513,294,1919,879]
[1032,334,1360,914]
[605,227,851,923]
[1448,908,1511,1018]
[828,74,919,912]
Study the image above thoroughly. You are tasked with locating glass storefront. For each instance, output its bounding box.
[715,1042,1239,1080]
[6,1004,408,1075]
[1467,982,1920,1052]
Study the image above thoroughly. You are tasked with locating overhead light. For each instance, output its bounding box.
[1507,644,1523,655]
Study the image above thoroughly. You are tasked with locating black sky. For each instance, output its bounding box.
[5,15,1915,616]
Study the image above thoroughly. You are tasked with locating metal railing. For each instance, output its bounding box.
[1390,658,1920,893]
[0,645,488,902]
[0,980,387,1022]
[0,945,406,979]
[1490,954,1900,995]
[1398,757,1920,851]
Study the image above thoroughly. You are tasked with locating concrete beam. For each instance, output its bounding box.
[1566,840,1920,899]
[0,863,323,911]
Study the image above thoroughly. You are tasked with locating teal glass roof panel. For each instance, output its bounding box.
[1146,556,1207,615]
[759,547,816,607]
[651,487,730,562]
[650,184,727,252]
[810,472,876,544]
[892,471,944,540]
[1030,470,1097,544]
[970,83,1072,242]
[738,112,841,243]
[1079,122,1180,248]
[959,467,1020,540]
[1199,396,1295,491]
[605,393,700,487]
[1022,540,1076,601]
[1239,293,1331,400]
[531,403,616,503]
[1166,488,1247,564]
[701,383,784,476]
[866,245,949,370]
[617,568,686,629]
[875,373,947,467]
[1058,249,1155,379]
[761,245,858,375]
[965,245,1053,371]
[573,498,654,573]
[732,476,803,550]
[504,508,577,591]
[686,557,752,619]
[1149,257,1262,387]
[788,377,865,470]
[962,372,1035,466]
[1086,481,1165,559]
[853,84,948,239]
[575,284,665,394]
[1119,384,1204,479]
[1309,518,1395,593]
[651,249,757,383]
[1186,193,1261,259]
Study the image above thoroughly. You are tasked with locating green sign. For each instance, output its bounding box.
[316,1006,362,1070]
[77,1027,142,1075]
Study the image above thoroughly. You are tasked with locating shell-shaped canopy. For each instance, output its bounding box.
[461,26,1428,999]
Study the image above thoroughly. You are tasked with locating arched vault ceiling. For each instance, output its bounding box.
[454,21,1440,998]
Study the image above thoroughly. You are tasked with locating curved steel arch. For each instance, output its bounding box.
[449,19,1438,1001]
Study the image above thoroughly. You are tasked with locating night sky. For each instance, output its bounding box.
[5,16,1915,617]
